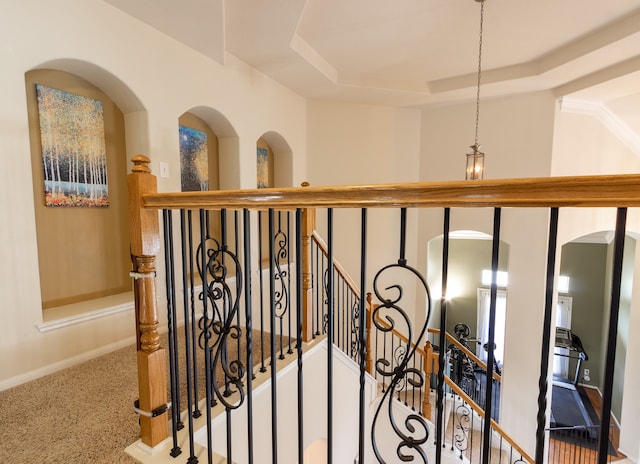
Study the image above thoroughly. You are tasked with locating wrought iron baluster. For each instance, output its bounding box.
[436,208,450,464]
[371,208,431,463]
[198,209,214,464]
[454,399,471,458]
[162,209,182,458]
[287,211,293,355]
[179,209,197,462]
[258,211,266,373]
[322,253,328,336]
[234,211,241,382]
[536,207,559,463]
[337,276,342,351]
[358,208,368,464]
[295,209,305,464]
[598,207,627,464]
[187,211,201,420]
[327,208,335,464]
[351,292,360,361]
[196,208,246,463]
[272,210,290,361]
[242,209,254,464]
[482,207,502,463]
[312,239,318,337]
[268,208,279,464]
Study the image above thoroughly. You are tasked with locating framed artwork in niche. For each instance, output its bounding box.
[36,84,109,207]
[179,125,208,192]
[257,146,269,188]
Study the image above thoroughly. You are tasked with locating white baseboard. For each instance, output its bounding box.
[0,336,136,392]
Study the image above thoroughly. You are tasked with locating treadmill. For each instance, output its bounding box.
[553,327,588,390]
[550,327,595,437]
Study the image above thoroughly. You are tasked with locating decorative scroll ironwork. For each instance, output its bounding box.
[273,222,289,320]
[447,346,479,401]
[351,299,360,360]
[196,236,245,410]
[453,403,471,458]
[371,261,432,463]
[393,345,408,392]
[322,267,330,335]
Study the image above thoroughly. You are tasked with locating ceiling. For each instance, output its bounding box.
[103,0,640,135]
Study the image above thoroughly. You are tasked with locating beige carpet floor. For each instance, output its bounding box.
[0,342,140,464]
[0,330,290,464]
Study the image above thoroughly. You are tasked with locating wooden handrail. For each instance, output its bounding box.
[428,328,501,383]
[443,375,534,463]
[312,231,362,298]
[140,174,640,210]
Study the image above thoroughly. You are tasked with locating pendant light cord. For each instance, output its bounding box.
[474,0,485,148]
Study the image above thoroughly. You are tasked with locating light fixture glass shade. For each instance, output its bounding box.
[465,144,485,180]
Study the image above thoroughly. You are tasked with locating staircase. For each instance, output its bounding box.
[128,335,474,464]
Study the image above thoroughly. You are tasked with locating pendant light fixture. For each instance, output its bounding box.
[466,0,486,180]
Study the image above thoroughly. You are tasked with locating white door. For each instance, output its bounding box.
[553,296,573,379]
[476,288,507,367]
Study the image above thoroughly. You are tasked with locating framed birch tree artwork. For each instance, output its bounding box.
[35,84,109,207]
[257,146,269,188]
[179,125,208,192]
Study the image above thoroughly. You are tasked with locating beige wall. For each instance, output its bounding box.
[306,100,423,326]
[552,109,640,176]
[0,0,306,389]
[420,91,557,181]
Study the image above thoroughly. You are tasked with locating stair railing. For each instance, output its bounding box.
[428,327,502,420]
[441,367,534,463]
[368,295,532,463]
[128,155,638,463]
[309,231,363,361]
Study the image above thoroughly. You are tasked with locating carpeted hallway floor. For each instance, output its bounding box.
[0,342,140,464]
[0,329,287,464]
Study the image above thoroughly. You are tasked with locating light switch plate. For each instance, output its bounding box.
[159,162,169,178]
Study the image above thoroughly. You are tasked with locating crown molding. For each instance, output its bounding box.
[560,98,640,157]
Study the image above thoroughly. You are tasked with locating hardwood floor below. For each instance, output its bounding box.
[548,385,625,464]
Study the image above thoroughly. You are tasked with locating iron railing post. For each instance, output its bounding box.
[597,207,627,464]
[482,207,502,464]
[436,207,450,464]
[535,207,559,463]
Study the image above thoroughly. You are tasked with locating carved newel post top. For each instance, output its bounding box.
[132,154,152,174]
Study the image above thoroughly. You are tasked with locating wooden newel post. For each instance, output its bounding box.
[422,340,434,419]
[301,182,315,342]
[128,155,168,447]
[366,292,374,376]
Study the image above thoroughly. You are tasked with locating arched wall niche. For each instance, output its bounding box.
[31,59,145,114]
[178,111,220,191]
[258,131,293,188]
[187,105,239,190]
[255,132,294,268]
[177,107,237,243]
[25,67,137,310]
